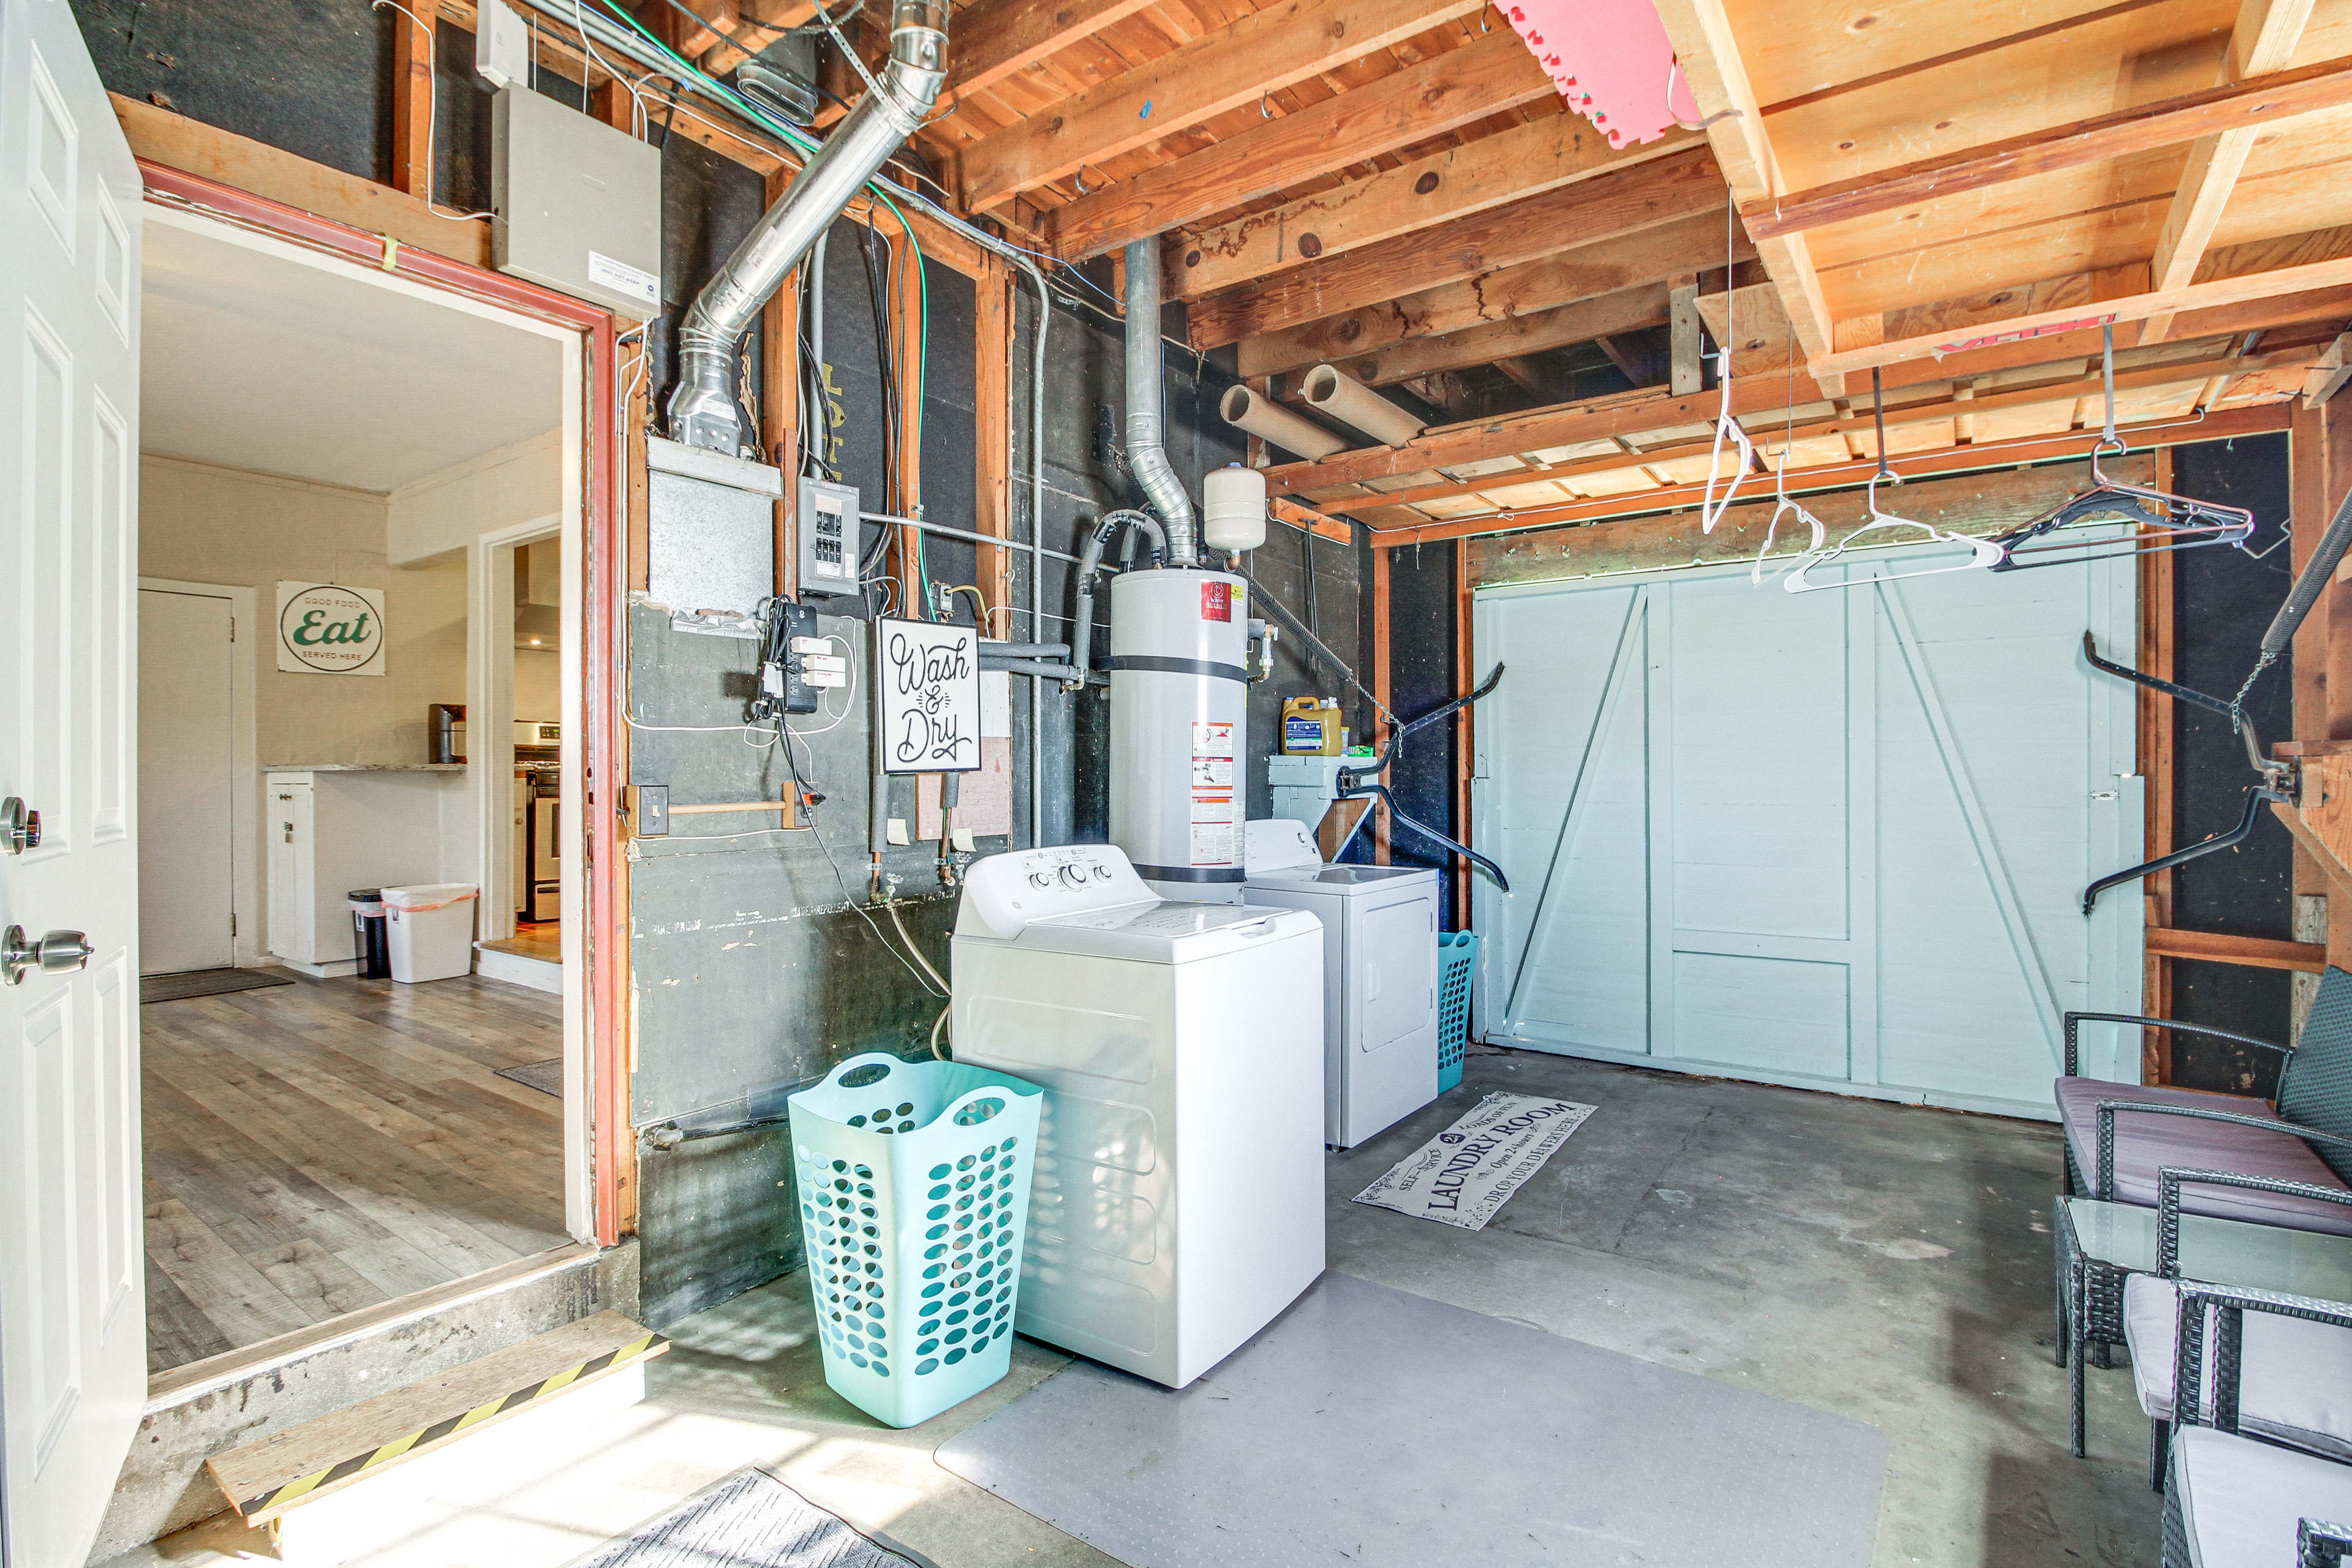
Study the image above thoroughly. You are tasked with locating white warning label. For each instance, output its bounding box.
[1191,721,1234,758]
[1189,791,1236,865]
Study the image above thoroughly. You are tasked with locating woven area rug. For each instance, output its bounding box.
[567,1468,935,1568]
[495,1058,565,1097]
[141,968,295,1005]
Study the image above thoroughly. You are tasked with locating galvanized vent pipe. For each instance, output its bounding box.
[1122,236,1197,564]
[667,0,949,453]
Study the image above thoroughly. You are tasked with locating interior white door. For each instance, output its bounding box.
[138,588,235,974]
[1473,546,2142,1118]
[0,3,148,1563]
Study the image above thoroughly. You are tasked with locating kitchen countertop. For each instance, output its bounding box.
[263,763,469,773]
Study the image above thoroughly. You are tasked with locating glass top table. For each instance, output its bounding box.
[2064,1196,2352,1302]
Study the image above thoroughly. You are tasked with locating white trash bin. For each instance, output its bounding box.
[380,884,478,982]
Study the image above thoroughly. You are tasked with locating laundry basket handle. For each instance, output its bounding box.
[823,1052,907,1092]
[939,1080,1032,1132]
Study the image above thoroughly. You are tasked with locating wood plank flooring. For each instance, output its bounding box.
[141,973,567,1374]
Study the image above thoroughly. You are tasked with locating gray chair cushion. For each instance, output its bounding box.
[2174,1425,2352,1568]
[2125,1275,2352,1461]
[2053,1077,2352,1236]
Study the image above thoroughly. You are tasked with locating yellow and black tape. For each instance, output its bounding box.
[238,1330,665,1521]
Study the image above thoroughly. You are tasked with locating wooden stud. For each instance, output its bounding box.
[1453,536,1473,925]
[390,1,435,202]
[1371,544,1392,866]
[975,260,1014,632]
[951,0,1488,214]
[2142,445,2177,1082]
[1188,146,1723,350]
[891,220,926,616]
[2304,333,2352,409]
[2142,929,2327,972]
[764,184,799,598]
[2292,398,2332,908]
[1668,273,1703,395]
[1740,51,2352,243]
[2142,0,2318,344]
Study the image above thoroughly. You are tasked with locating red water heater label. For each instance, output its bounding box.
[1200,581,1232,622]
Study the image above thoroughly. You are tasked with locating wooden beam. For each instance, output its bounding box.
[1452,535,1472,922]
[891,226,925,611]
[115,94,493,268]
[1742,51,2352,242]
[1190,146,1722,350]
[951,0,1486,213]
[1359,402,2293,546]
[1235,210,1747,380]
[1668,273,1702,394]
[1371,544,1392,865]
[1315,345,2308,513]
[763,170,799,599]
[2304,332,2352,407]
[1272,495,1354,543]
[2143,0,2318,343]
[1648,0,1841,394]
[2140,464,2177,1078]
[947,0,1162,100]
[1813,256,2352,379]
[1332,284,1672,389]
[390,1,434,200]
[2144,928,2328,973]
[975,261,1014,632]
[1148,110,1695,293]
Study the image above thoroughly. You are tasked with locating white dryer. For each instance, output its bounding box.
[950,843,1325,1389]
[1242,818,1440,1148]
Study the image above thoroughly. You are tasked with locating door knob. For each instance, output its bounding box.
[3,926,92,986]
[1,796,38,855]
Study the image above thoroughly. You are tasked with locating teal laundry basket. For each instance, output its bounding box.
[788,1052,1042,1428]
[1436,931,1479,1093]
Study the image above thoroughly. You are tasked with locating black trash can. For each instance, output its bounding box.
[349,889,391,979]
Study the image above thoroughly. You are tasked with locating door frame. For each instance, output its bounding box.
[469,520,563,951]
[135,578,259,968]
[132,162,628,1274]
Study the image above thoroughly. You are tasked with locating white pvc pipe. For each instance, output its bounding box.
[1302,363,1425,448]
[1219,383,1346,460]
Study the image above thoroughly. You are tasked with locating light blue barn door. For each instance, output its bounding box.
[1472,548,2140,1118]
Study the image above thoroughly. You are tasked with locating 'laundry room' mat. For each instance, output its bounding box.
[1351,1091,1594,1229]
[935,1272,1885,1568]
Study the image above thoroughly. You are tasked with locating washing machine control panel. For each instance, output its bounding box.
[956,845,1154,939]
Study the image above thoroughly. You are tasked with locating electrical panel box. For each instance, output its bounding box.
[797,478,862,597]
[491,86,662,319]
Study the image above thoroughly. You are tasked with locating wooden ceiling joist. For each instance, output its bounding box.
[1044,29,1549,266]
[1740,50,2352,243]
[1235,209,1753,379]
[1189,145,1722,349]
[1304,282,1673,388]
[949,0,1487,214]
[2143,0,2318,342]
[1648,0,1841,393]
[1163,115,1698,296]
[944,0,1165,102]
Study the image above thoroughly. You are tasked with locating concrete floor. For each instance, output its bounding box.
[125,1047,2155,1567]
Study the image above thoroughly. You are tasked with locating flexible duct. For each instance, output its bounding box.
[667,0,949,453]
[1072,510,1167,676]
[1303,363,1425,448]
[1123,236,1197,564]
[1219,384,1346,460]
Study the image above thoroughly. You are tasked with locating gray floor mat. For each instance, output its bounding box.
[566,1467,937,1568]
[495,1057,565,1096]
[936,1272,1886,1567]
[140,967,295,1004]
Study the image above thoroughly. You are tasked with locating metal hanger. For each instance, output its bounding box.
[1782,369,2005,592]
[1989,325,2260,570]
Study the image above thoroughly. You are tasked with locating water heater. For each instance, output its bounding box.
[1108,568,1249,902]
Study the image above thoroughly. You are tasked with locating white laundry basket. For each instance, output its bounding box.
[380,884,478,982]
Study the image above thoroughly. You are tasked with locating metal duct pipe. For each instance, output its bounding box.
[1072,509,1166,677]
[979,641,1071,660]
[1302,363,1425,448]
[667,0,949,453]
[1123,236,1197,564]
[1219,383,1346,460]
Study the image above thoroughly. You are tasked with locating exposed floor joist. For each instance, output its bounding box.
[944,0,1166,102]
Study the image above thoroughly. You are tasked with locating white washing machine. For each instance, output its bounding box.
[1242,818,1440,1148]
[950,843,1325,1389]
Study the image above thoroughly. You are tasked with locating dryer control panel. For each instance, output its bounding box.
[955,845,1156,940]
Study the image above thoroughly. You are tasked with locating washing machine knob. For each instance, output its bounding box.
[1057,864,1088,889]
[1027,871,1052,889]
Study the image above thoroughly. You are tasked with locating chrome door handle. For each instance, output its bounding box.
[3,926,91,986]
[2,796,39,855]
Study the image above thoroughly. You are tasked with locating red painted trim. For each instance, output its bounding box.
[138,160,631,1248]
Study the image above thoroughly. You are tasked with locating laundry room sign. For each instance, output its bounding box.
[276,582,386,676]
[878,617,979,773]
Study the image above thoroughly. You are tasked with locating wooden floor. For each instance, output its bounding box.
[480,919,560,963]
[141,973,568,1374]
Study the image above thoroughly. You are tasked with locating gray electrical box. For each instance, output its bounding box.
[797,478,861,597]
[491,87,663,319]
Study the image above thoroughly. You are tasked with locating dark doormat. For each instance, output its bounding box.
[937,1272,1888,1567]
[567,1467,938,1568]
[141,968,296,1005]
[496,1058,565,1097]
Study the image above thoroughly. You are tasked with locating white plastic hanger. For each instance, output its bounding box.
[1751,448,1826,586]
[1783,369,2006,592]
[1699,347,1755,535]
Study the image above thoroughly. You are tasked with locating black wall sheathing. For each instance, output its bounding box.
[1385,542,1463,927]
[72,0,391,183]
[2166,432,2297,1093]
